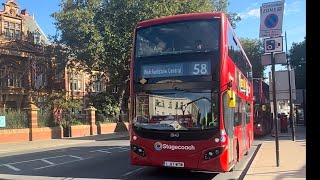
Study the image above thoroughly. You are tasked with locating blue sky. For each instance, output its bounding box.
[229,0,306,50]
[10,0,305,76]
[12,0,306,47]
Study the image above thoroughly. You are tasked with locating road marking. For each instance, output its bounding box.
[118,149,129,152]
[122,167,145,176]
[35,157,92,170]
[41,159,55,165]
[90,149,111,153]
[68,155,83,159]
[0,155,68,165]
[91,147,130,153]
[3,164,20,171]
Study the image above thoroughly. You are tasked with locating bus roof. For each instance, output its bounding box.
[136,12,225,28]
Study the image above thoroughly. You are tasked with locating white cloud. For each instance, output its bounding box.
[239,8,260,20]
[284,1,302,15]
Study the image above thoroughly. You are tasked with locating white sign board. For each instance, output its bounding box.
[264,36,283,53]
[0,116,5,127]
[261,52,286,66]
[259,1,284,38]
[269,70,296,101]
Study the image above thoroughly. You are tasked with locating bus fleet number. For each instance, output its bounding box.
[193,63,208,75]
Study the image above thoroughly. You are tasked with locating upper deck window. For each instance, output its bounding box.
[135,19,220,58]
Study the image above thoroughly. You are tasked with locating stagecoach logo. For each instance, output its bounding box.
[154,142,196,151]
[170,132,179,138]
[154,142,163,151]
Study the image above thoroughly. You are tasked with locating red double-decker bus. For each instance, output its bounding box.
[129,12,253,172]
[253,79,272,137]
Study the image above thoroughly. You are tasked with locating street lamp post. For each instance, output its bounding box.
[285,31,295,141]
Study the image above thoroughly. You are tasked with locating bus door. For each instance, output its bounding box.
[223,92,236,166]
[241,100,247,154]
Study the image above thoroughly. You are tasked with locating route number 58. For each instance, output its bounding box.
[193,63,208,75]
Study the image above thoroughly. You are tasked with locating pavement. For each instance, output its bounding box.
[0,125,306,180]
[244,124,306,180]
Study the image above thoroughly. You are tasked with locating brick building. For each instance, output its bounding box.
[0,0,53,110]
[0,0,108,113]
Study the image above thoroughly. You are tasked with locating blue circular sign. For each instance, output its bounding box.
[264,14,278,28]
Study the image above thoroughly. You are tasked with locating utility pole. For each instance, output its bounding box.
[271,52,280,167]
[285,31,295,141]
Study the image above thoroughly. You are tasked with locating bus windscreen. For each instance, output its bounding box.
[135,19,220,58]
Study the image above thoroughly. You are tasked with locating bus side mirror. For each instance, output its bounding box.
[227,90,236,108]
[262,105,266,111]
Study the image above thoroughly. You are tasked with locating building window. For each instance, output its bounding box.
[69,72,82,91]
[15,30,20,40]
[156,99,160,107]
[15,23,21,29]
[34,32,41,44]
[168,101,172,108]
[9,22,14,28]
[4,28,10,36]
[0,63,21,87]
[9,29,14,38]
[33,64,47,89]
[91,75,104,92]
[4,21,22,40]
[4,21,9,27]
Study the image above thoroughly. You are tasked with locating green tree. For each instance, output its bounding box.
[46,91,83,128]
[52,0,240,113]
[288,37,306,89]
[240,38,265,79]
[210,0,241,28]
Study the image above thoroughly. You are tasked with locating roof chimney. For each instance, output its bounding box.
[21,9,30,16]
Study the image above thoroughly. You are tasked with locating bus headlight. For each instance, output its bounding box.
[131,144,146,157]
[204,147,225,160]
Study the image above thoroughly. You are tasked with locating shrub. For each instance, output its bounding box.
[96,113,117,124]
[38,108,57,127]
[0,109,28,129]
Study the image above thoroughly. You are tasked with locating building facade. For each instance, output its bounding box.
[0,0,108,113]
[0,0,53,110]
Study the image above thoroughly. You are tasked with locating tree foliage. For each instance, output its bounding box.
[46,91,83,127]
[240,38,265,79]
[289,37,306,89]
[51,0,241,112]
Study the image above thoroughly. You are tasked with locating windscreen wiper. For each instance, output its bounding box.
[136,91,177,95]
[173,86,211,93]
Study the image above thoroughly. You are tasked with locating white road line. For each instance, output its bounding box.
[0,155,68,165]
[118,147,130,150]
[122,167,145,176]
[118,149,129,152]
[41,159,55,165]
[90,149,111,153]
[35,157,92,170]
[3,164,21,171]
[68,155,83,159]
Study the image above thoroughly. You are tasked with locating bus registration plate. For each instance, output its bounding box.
[163,161,184,167]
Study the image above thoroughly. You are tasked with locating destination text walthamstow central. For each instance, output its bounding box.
[144,68,182,75]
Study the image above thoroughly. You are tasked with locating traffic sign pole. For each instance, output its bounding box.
[271,52,280,167]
